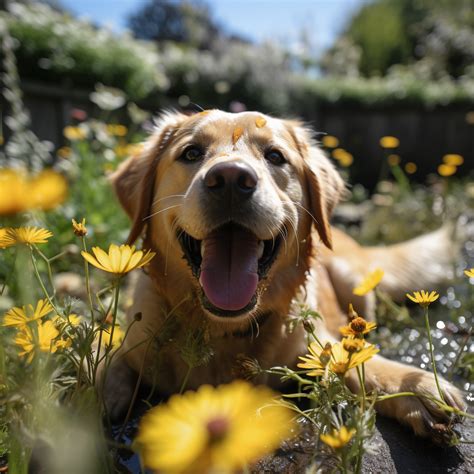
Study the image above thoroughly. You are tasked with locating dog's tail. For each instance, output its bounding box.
[361,225,458,301]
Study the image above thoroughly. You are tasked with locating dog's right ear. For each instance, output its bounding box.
[110,111,187,244]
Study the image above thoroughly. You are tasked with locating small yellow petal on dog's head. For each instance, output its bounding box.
[255,117,267,128]
[232,127,244,144]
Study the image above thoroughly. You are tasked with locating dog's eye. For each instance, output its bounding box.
[180,145,204,163]
[264,149,286,166]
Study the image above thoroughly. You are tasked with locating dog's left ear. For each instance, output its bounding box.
[288,122,346,249]
[110,111,187,244]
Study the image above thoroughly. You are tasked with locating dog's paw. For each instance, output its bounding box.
[101,361,137,422]
[373,369,466,444]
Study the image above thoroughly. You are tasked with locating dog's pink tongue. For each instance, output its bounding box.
[200,226,259,311]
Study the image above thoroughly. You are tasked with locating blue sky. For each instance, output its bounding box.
[61,0,369,52]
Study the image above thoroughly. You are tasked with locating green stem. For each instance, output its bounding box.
[29,247,58,313]
[81,236,95,322]
[449,327,471,381]
[356,365,366,410]
[107,279,121,358]
[33,245,56,298]
[424,306,445,403]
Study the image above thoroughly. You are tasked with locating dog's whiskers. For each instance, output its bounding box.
[152,194,186,205]
[286,215,300,267]
[281,200,321,228]
[143,204,183,221]
[165,217,181,276]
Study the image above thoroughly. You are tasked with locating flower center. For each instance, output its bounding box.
[350,317,367,333]
[206,416,230,443]
[331,362,348,374]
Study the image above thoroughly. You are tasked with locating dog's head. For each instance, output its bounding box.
[112,110,345,322]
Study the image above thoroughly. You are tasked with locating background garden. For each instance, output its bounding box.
[0,0,473,472]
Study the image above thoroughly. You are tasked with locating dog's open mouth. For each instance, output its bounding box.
[178,222,281,316]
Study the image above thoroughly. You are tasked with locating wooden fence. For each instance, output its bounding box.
[4,80,473,188]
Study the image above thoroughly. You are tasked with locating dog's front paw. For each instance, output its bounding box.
[100,361,137,422]
[373,368,466,443]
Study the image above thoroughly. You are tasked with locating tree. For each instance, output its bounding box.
[323,0,474,78]
[128,0,221,49]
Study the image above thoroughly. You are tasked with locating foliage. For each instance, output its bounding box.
[128,0,223,49]
[327,0,474,78]
[2,1,474,112]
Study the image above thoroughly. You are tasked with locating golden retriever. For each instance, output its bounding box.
[104,109,465,441]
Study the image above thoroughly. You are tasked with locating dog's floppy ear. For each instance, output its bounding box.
[110,111,187,244]
[288,122,346,249]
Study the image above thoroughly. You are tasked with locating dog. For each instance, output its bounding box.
[104,109,465,442]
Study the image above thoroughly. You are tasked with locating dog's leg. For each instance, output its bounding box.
[346,356,466,443]
[101,359,138,422]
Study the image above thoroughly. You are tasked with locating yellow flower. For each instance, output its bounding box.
[100,325,124,348]
[438,164,457,177]
[72,218,87,237]
[81,244,155,275]
[353,268,384,296]
[342,337,365,353]
[63,126,87,141]
[322,135,339,148]
[406,290,439,307]
[464,268,474,278]
[57,146,72,159]
[387,154,400,166]
[443,154,464,166]
[3,299,54,327]
[379,136,399,148]
[53,314,82,328]
[0,168,67,215]
[29,170,68,211]
[14,320,61,363]
[0,228,8,249]
[106,124,128,136]
[135,381,295,474]
[320,426,356,449]
[298,340,379,377]
[340,312,377,337]
[0,227,53,247]
[404,162,417,174]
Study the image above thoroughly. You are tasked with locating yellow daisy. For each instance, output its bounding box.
[465,268,474,278]
[339,306,377,337]
[298,340,379,377]
[0,227,53,247]
[135,381,295,474]
[3,299,54,327]
[379,136,399,148]
[99,324,124,349]
[29,170,68,211]
[14,320,61,363]
[63,126,87,141]
[72,218,87,237]
[81,244,155,275]
[0,228,9,249]
[406,290,439,308]
[320,426,356,449]
[0,169,67,215]
[353,268,384,296]
[321,135,339,148]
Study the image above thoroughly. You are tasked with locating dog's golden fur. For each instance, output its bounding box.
[104,109,464,441]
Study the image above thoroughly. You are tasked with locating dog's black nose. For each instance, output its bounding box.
[204,162,258,196]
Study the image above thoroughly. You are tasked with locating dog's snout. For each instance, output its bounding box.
[204,162,258,196]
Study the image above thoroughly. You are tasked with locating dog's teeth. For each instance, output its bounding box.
[200,241,205,258]
[257,241,265,259]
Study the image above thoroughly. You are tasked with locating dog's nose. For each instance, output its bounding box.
[204,162,258,196]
